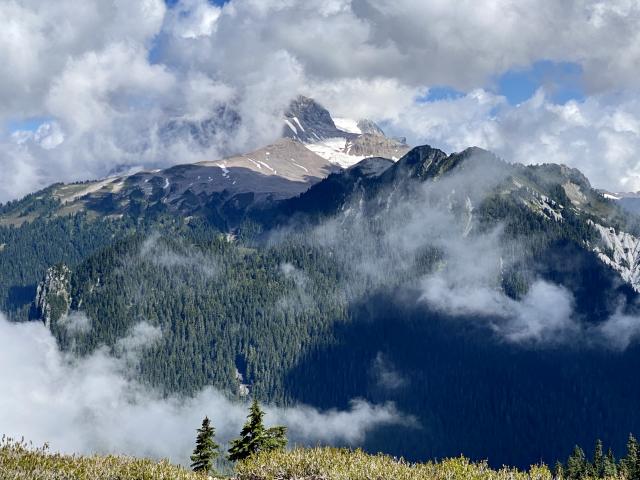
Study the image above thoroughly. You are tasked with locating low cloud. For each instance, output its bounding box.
[58,311,92,335]
[275,149,640,350]
[421,276,578,345]
[0,313,411,464]
[595,310,640,351]
[371,353,409,391]
[269,399,415,445]
[275,262,316,313]
[140,234,219,278]
[385,89,640,192]
[114,321,163,361]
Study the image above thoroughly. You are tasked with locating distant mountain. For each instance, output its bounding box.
[0,97,408,232]
[598,189,640,217]
[283,95,410,167]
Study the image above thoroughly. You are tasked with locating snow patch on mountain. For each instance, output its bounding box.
[306,137,367,168]
[284,119,298,135]
[463,196,474,237]
[522,189,564,222]
[590,221,640,291]
[603,192,622,200]
[332,117,362,134]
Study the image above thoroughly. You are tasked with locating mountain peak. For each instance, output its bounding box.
[395,144,448,168]
[282,95,410,167]
[283,96,345,143]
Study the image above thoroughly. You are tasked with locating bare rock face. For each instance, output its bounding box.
[345,134,410,160]
[34,264,71,328]
[283,95,351,143]
[356,119,385,136]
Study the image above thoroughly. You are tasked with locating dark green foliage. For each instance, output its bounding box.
[604,449,618,478]
[556,438,640,479]
[228,399,287,462]
[4,151,640,470]
[622,434,639,480]
[566,445,586,480]
[593,439,605,478]
[190,417,220,474]
[0,213,138,320]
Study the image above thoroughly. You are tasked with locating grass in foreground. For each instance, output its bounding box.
[0,438,206,480]
[3,439,629,480]
[236,447,554,480]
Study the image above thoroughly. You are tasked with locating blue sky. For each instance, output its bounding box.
[164,0,228,6]
[6,117,52,133]
[422,60,584,105]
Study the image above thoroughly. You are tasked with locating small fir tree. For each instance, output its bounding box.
[603,448,617,478]
[622,434,639,480]
[228,398,288,462]
[566,445,586,480]
[190,416,220,474]
[592,439,604,478]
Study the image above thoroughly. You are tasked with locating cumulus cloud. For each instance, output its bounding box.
[2,0,640,200]
[0,313,411,464]
[384,89,640,192]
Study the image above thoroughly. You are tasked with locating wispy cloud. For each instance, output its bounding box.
[0,313,412,464]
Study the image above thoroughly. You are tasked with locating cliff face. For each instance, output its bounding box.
[34,264,71,328]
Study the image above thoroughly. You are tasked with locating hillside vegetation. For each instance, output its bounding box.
[0,438,202,480]
[4,146,640,465]
[237,447,554,480]
[0,439,556,480]
[5,441,630,480]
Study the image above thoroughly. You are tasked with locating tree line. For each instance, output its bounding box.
[557,435,640,480]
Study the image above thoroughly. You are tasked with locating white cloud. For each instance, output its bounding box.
[140,234,220,278]
[371,353,409,391]
[165,0,222,39]
[2,0,640,201]
[596,310,640,351]
[115,321,163,353]
[380,89,640,192]
[58,311,92,335]
[0,313,411,464]
[421,275,579,345]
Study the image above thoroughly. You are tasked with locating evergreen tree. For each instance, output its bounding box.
[566,445,586,480]
[603,448,617,478]
[228,398,288,462]
[622,434,639,480]
[263,425,288,451]
[190,416,220,474]
[554,460,565,479]
[592,439,604,478]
